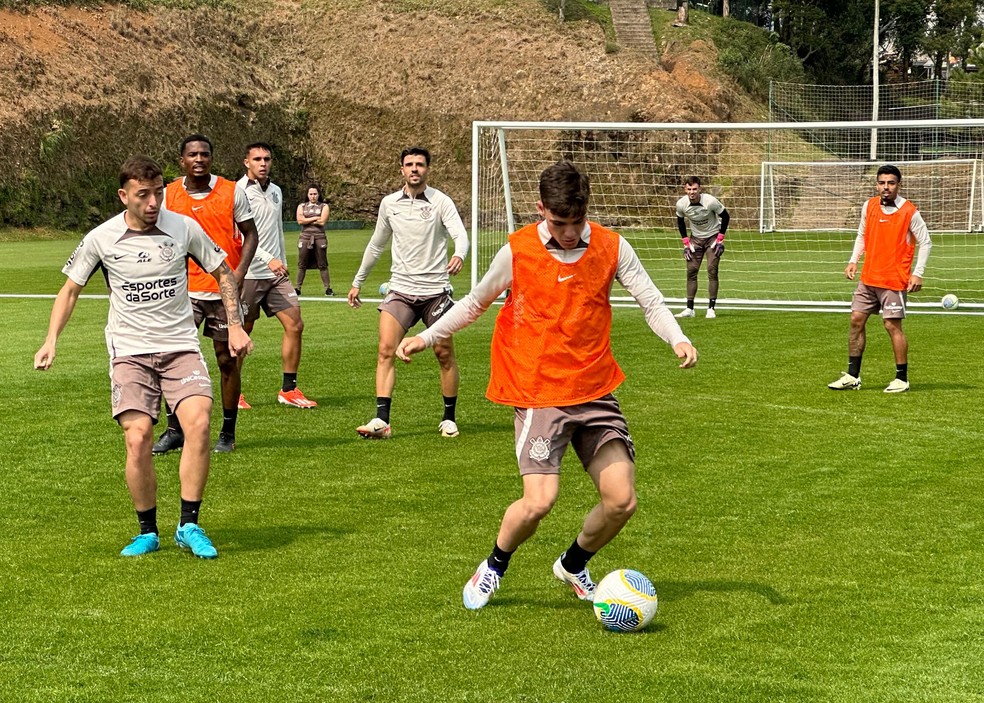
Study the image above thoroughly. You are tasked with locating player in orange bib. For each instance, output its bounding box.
[153,134,260,454]
[398,160,698,609]
[828,164,932,394]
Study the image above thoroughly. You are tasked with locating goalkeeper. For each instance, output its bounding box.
[674,175,730,319]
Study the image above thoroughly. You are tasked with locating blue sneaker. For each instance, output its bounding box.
[120,532,160,557]
[174,523,218,559]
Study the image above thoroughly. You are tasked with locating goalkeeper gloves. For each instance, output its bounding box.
[711,233,726,256]
[682,237,695,261]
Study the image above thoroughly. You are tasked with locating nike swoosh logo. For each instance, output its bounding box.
[113,254,126,260]
[879,219,889,223]
[558,275,574,282]
[192,206,204,212]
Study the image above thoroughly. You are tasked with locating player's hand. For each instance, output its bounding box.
[844,262,857,280]
[233,268,247,287]
[227,326,254,358]
[682,237,694,262]
[711,233,725,257]
[267,258,288,277]
[396,336,426,362]
[907,275,923,292]
[34,342,56,370]
[447,256,464,276]
[347,287,362,308]
[673,342,698,369]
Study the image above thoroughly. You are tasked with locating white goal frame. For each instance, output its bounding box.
[759,159,984,233]
[471,118,984,311]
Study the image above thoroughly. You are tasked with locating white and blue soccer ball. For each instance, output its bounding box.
[593,569,658,632]
[942,293,959,310]
[379,281,390,296]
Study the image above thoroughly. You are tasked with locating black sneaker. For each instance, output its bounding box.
[152,428,184,455]
[294,287,301,296]
[325,288,334,296]
[213,433,236,453]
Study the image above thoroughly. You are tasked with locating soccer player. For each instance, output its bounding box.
[152,134,259,454]
[828,164,932,393]
[295,184,332,296]
[674,176,730,318]
[347,146,469,439]
[397,160,698,609]
[237,143,317,409]
[34,156,253,558]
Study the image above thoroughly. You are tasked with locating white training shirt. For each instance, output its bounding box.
[161,175,259,300]
[675,193,725,240]
[352,186,469,296]
[850,197,933,278]
[62,209,227,358]
[417,220,691,350]
[237,176,286,280]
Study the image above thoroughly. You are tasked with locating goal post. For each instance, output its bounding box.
[472,118,984,310]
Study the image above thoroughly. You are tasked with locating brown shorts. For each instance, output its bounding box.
[110,351,213,422]
[241,275,300,323]
[379,289,454,331]
[852,282,907,319]
[513,394,636,476]
[192,298,230,341]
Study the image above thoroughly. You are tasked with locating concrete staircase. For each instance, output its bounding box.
[609,0,658,53]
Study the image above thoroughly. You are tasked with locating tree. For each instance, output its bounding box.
[883,0,932,80]
[923,0,984,75]
[772,0,875,84]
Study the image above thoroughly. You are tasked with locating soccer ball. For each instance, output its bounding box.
[379,281,390,296]
[942,293,959,310]
[592,569,658,632]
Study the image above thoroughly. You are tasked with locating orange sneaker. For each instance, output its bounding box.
[278,388,318,408]
[238,394,251,410]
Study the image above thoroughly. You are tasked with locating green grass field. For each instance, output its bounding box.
[1,233,983,702]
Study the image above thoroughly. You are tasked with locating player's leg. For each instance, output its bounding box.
[118,410,162,556]
[172,395,218,558]
[677,246,703,317]
[883,311,910,392]
[463,473,561,610]
[213,336,240,452]
[153,300,210,454]
[705,242,720,317]
[356,310,406,438]
[275,305,317,408]
[315,236,332,295]
[425,291,460,436]
[830,284,875,390]
[295,237,312,295]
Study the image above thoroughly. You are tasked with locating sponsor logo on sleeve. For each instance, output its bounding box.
[65,240,84,268]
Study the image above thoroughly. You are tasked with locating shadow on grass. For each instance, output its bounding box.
[656,580,787,605]
[216,524,353,553]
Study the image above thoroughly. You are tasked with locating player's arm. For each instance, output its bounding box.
[315,202,330,226]
[211,261,253,358]
[908,210,932,292]
[846,202,867,280]
[295,203,310,226]
[34,278,85,370]
[348,206,393,308]
[441,198,469,276]
[235,217,260,283]
[676,217,694,260]
[711,208,730,255]
[397,244,512,362]
[615,236,697,369]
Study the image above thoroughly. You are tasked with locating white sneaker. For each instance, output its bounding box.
[552,556,596,601]
[675,308,695,318]
[356,417,392,439]
[706,308,717,319]
[827,373,861,390]
[438,419,459,437]
[884,378,910,393]
[463,560,501,610]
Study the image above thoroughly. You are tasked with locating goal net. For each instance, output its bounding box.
[472,118,984,310]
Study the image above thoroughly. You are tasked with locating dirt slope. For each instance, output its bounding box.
[0,0,745,223]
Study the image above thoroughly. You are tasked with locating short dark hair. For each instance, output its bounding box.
[400,146,431,166]
[684,175,701,186]
[180,134,213,156]
[119,156,163,188]
[539,160,590,219]
[876,164,902,181]
[245,141,273,157]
